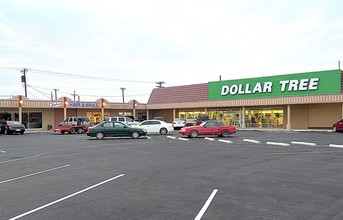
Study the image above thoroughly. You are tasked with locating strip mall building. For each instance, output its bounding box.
[1,69,342,130]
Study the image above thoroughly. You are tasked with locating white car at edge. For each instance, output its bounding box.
[133,120,174,135]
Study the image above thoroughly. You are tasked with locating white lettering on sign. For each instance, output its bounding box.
[280,78,319,92]
[221,82,273,96]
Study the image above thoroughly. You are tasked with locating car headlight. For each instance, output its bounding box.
[143,129,147,133]
[180,128,186,132]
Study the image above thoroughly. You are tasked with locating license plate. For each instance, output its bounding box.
[16,129,21,131]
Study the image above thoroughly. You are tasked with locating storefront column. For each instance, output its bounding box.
[18,95,23,124]
[287,105,291,130]
[63,97,68,120]
[241,107,246,128]
[205,108,208,115]
[147,110,150,120]
[173,109,176,120]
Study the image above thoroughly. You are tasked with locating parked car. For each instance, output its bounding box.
[59,116,91,127]
[333,119,343,132]
[134,120,174,135]
[0,121,25,134]
[172,118,186,129]
[87,121,147,140]
[152,117,166,122]
[104,116,139,126]
[179,120,236,138]
[185,115,197,126]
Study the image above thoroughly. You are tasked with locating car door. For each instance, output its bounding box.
[113,122,129,137]
[150,121,162,133]
[203,121,220,135]
[337,119,343,131]
[139,121,152,133]
[102,122,115,137]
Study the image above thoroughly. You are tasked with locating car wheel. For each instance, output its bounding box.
[61,131,65,135]
[221,130,230,137]
[69,127,76,134]
[160,128,168,135]
[20,131,25,135]
[131,131,140,139]
[4,129,9,135]
[189,130,198,138]
[95,132,104,140]
[77,128,83,134]
[333,126,337,132]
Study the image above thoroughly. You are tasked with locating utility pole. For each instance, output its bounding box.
[120,88,126,103]
[155,81,165,88]
[71,90,79,102]
[53,89,59,101]
[21,68,28,97]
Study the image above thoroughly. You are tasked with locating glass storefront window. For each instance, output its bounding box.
[245,108,283,128]
[14,112,43,128]
[208,109,241,126]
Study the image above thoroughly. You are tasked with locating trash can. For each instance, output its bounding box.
[47,124,53,130]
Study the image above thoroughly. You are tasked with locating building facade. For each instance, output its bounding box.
[1,69,342,130]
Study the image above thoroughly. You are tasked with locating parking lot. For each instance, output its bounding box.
[1,130,343,220]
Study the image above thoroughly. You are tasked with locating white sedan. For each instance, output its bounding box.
[134,120,174,135]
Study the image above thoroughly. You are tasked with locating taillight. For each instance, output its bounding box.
[8,125,12,129]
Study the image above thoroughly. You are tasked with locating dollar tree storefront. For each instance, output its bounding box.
[147,69,343,129]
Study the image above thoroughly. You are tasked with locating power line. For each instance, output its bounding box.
[27,68,155,84]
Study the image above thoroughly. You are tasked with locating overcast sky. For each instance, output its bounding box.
[0,0,342,103]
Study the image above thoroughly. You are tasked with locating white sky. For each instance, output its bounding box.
[0,0,342,103]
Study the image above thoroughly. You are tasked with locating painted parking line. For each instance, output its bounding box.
[0,164,70,184]
[178,137,189,141]
[9,174,125,220]
[243,139,261,144]
[266,142,290,147]
[204,137,216,141]
[0,153,46,164]
[291,141,317,146]
[329,144,343,148]
[218,139,233,144]
[167,136,177,139]
[194,189,218,220]
[0,150,6,153]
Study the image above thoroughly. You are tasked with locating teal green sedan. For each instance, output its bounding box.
[87,121,147,140]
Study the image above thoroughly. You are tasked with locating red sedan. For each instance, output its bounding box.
[179,121,237,138]
[333,119,343,132]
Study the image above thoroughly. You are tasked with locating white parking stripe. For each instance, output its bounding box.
[291,141,316,146]
[204,137,215,141]
[266,142,290,147]
[329,144,343,148]
[178,137,189,141]
[194,189,218,220]
[167,136,177,139]
[0,150,6,153]
[9,174,125,220]
[243,139,261,144]
[0,164,70,184]
[0,153,46,164]
[218,139,233,144]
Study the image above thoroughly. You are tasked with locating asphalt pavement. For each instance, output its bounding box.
[1,130,343,220]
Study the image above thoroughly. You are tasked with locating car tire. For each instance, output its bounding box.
[77,128,83,134]
[20,131,25,135]
[160,128,168,135]
[4,129,9,135]
[69,127,76,134]
[61,131,65,135]
[95,132,104,140]
[333,126,337,132]
[189,130,198,138]
[221,130,230,137]
[131,131,140,139]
